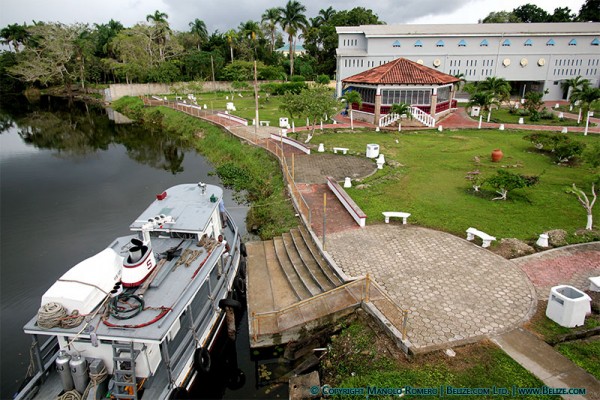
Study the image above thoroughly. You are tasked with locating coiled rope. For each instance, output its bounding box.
[37,303,84,329]
[56,389,81,400]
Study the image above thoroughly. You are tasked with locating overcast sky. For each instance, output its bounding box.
[0,0,586,34]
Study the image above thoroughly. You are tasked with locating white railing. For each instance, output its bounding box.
[379,113,401,127]
[269,133,311,154]
[410,107,436,128]
[216,112,248,126]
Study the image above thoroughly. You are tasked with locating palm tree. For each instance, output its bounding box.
[239,20,261,59]
[468,91,497,122]
[453,72,467,92]
[189,18,208,50]
[479,76,511,103]
[277,0,308,76]
[570,85,600,131]
[313,6,336,27]
[146,10,170,60]
[224,29,237,62]
[261,8,280,53]
[341,90,362,130]
[390,103,413,131]
[561,76,590,101]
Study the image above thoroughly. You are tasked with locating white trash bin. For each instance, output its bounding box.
[546,285,591,327]
[366,144,380,158]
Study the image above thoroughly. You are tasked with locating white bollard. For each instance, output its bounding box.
[555,103,560,109]
[478,115,483,129]
[558,112,564,119]
[499,124,505,131]
[518,117,524,125]
[376,154,385,169]
[318,143,325,152]
[561,127,568,134]
[344,177,352,188]
[536,233,549,248]
[437,125,443,132]
[204,104,207,109]
[375,127,380,132]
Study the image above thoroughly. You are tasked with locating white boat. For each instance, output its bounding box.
[15,183,246,400]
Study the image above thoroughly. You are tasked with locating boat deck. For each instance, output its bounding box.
[24,224,238,343]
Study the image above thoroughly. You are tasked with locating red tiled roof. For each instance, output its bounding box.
[342,58,460,85]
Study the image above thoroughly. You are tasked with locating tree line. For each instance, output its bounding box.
[480,0,599,23]
[0,1,382,93]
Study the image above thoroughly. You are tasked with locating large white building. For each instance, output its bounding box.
[335,23,600,101]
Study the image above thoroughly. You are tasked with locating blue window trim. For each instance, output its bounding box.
[392,40,401,47]
[524,39,533,46]
[502,39,511,46]
[414,40,423,47]
[546,38,555,46]
[458,39,467,47]
[592,38,600,46]
[436,40,445,47]
[480,39,488,47]
[568,38,577,46]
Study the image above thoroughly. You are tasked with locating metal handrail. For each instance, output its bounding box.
[251,274,409,340]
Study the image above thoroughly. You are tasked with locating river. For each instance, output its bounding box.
[0,96,285,399]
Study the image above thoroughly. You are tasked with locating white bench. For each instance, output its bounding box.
[466,227,496,248]
[260,120,270,126]
[382,211,411,225]
[589,276,600,292]
[333,147,349,154]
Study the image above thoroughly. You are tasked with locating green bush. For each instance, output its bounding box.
[539,109,556,120]
[316,74,330,85]
[524,133,586,163]
[290,75,305,82]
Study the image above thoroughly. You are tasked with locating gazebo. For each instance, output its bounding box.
[341,57,460,127]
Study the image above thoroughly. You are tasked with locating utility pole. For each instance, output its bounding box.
[254,60,259,138]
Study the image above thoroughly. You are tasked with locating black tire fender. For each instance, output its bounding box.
[226,368,246,390]
[194,347,211,373]
[234,276,245,294]
[219,298,242,310]
[240,242,247,258]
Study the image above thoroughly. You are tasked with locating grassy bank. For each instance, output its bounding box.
[303,128,599,241]
[321,317,558,399]
[113,96,298,239]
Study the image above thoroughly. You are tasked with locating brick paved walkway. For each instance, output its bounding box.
[512,242,600,299]
[288,153,376,184]
[326,224,537,351]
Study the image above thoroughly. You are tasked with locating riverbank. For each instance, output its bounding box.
[112,96,298,239]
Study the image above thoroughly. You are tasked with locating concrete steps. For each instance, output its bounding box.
[247,225,346,311]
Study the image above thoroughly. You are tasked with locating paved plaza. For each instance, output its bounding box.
[326,224,537,351]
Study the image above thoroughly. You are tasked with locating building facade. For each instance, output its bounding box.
[335,23,600,101]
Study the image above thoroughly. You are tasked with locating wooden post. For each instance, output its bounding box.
[365,274,370,302]
[292,153,295,182]
[253,60,259,138]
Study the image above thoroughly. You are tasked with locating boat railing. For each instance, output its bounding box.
[250,274,409,343]
[14,335,60,400]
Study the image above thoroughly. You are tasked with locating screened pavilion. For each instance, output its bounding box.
[341,57,460,125]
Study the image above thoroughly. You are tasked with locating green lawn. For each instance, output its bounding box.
[556,340,600,380]
[163,90,327,129]
[322,320,559,399]
[308,128,600,241]
[482,108,583,126]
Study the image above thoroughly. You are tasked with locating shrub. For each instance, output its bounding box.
[316,74,330,85]
[290,75,305,82]
[524,133,586,163]
[539,109,556,120]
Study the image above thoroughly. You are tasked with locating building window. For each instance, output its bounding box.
[569,39,577,46]
[592,38,600,46]
[458,39,467,47]
[524,39,533,46]
[414,40,423,47]
[547,38,555,46]
[436,40,445,47]
[480,39,488,47]
[393,40,401,48]
[502,39,511,46]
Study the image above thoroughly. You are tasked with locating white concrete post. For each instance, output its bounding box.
[344,177,352,188]
[536,233,549,248]
[478,115,483,129]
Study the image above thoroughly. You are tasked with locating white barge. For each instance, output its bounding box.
[16,183,246,400]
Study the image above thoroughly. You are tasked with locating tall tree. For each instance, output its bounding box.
[479,76,511,103]
[551,7,575,22]
[238,20,262,59]
[277,0,308,76]
[313,6,336,27]
[189,18,208,50]
[261,8,280,53]
[480,11,521,23]
[577,0,600,21]
[512,4,550,23]
[146,10,170,61]
[224,29,237,62]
